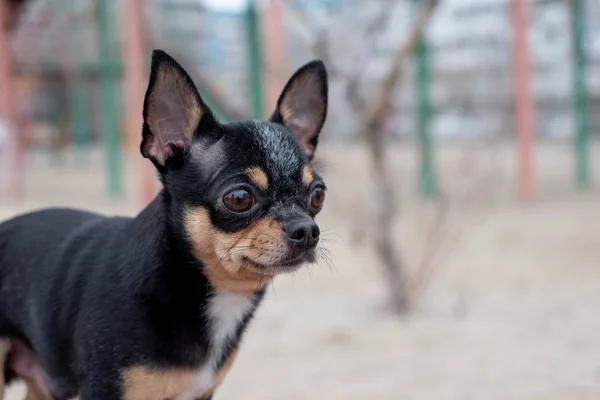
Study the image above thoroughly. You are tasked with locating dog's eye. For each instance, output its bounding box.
[223,189,254,213]
[309,187,326,210]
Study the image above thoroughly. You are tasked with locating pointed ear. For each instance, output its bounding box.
[270,60,328,159]
[141,49,213,169]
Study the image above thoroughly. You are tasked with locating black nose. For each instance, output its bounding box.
[284,220,320,249]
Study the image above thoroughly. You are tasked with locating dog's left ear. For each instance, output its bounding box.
[270,60,328,159]
[141,49,214,169]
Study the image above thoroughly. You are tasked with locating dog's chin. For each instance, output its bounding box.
[242,252,315,275]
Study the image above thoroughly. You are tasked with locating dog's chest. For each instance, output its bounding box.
[174,293,256,400]
[123,293,257,400]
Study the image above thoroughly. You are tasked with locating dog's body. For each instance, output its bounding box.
[0,203,257,400]
[0,50,328,400]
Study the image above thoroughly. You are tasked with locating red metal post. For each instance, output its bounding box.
[121,0,154,205]
[0,1,20,197]
[260,0,287,115]
[511,0,535,202]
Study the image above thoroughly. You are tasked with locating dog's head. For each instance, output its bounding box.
[141,50,328,294]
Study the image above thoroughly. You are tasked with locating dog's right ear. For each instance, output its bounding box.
[141,49,214,170]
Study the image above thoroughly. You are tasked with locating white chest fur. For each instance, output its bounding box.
[175,293,256,400]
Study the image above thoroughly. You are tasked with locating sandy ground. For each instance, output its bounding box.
[1,142,600,399]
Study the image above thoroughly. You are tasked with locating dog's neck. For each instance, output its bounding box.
[128,191,264,350]
[127,191,210,294]
[121,193,263,396]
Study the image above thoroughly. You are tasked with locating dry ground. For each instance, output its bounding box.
[1,142,599,399]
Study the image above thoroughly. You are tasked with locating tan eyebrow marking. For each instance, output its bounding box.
[302,165,314,187]
[246,167,269,191]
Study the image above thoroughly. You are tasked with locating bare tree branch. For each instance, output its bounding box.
[409,191,451,292]
[344,0,402,114]
[282,0,334,67]
[366,0,439,126]
[283,0,403,83]
[362,0,440,313]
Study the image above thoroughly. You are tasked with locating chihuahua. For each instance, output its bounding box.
[0,49,328,400]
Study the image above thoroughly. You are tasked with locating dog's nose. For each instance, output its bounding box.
[284,221,320,249]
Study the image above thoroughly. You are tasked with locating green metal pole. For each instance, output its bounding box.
[69,55,90,164]
[246,0,264,119]
[414,0,435,198]
[570,0,590,187]
[64,6,89,165]
[97,0,121,196]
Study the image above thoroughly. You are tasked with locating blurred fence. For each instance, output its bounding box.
[8,0,258,149]
[0,0,598,200]
[1,0,273,199]
[283,0,599,141]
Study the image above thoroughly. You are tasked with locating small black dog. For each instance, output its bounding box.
[0,49,328,400]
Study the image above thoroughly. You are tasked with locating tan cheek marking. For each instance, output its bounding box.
[302,165,314,187]
[246,167,269,191]
[184,208,274,296]
[235,217,287,266]
[122,366,195,400]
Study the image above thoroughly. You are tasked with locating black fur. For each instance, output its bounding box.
[0,50,328,399]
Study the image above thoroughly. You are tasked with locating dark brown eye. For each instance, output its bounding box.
[309,187,326,210]
[223,189,254,213]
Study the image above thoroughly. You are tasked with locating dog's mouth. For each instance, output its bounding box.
[242,252,315,275]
